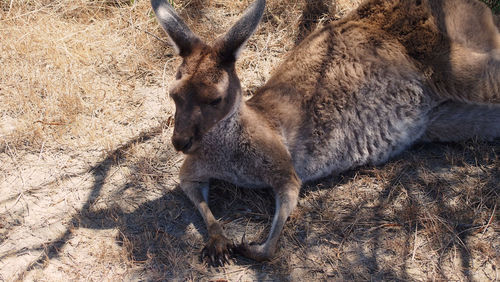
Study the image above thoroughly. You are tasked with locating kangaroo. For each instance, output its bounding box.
[150,0,500,265]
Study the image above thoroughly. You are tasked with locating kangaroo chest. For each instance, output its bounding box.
[198,117,269,188]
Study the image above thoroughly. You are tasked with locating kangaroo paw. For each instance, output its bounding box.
[201,233,234,267]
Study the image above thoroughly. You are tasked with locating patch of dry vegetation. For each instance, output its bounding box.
[0,0,498,281]
[0,0,171,153]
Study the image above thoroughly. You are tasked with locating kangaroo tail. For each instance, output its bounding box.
[420,101,500,142]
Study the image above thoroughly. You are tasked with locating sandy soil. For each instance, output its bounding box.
[1,0,499,281]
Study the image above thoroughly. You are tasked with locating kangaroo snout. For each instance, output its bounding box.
[171,133,194,153]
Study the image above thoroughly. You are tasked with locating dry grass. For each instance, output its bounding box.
[0,0,498,281]
[0,0,172,153]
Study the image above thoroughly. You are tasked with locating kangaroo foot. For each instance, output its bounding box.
[201,233,234,266]
[235,234,274,262]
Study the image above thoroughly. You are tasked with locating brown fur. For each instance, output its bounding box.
[151,0,500,264]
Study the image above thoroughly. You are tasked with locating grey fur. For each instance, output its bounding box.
[151,0,500,264]
[150,0,200,56]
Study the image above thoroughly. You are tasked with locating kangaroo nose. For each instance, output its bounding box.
[172,135,194,153]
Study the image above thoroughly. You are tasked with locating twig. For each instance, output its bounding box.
[37,140,45,161]
[7,0,14,16]
[34,120,67,126]
[142,28,171,46]
[1,4,48,22]
[380,223,402,228]
[162,57,175,90]
[8,192,23,211]
[128,19,170,46]
[478,203,496,236]
[411,223,418,261]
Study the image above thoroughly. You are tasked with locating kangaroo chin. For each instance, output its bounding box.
[150,0,500,265]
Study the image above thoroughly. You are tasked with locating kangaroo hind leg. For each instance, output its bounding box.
[236,176,301,261]
[421,102,500,142]
[436,0,500,104]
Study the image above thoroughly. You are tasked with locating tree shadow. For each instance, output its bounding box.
[7,2,498,276]
[273,140,499,280]
[6,123,172,278]
[8,120,498,280]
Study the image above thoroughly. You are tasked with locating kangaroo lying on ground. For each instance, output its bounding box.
[150,0,500,265]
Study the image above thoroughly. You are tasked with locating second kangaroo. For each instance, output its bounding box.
[151,0,500,264]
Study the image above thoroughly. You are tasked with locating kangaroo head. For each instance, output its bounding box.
[151,0,265,154]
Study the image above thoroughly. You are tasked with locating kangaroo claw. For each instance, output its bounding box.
[201,234,234,267]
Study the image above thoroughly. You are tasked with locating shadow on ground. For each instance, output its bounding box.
[9,117,498,280]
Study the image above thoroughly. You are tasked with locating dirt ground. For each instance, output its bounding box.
[1,0,499,281]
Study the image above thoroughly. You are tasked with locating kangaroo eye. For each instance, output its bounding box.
[209,97,222,106]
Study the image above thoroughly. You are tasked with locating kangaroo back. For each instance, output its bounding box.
[344,0,500,104]
[150,0,500,265]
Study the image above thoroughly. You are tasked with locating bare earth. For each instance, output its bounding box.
[1,0,498,281]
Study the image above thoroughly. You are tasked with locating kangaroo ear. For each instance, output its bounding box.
[151,0,201,56]
[216,0,266,63]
